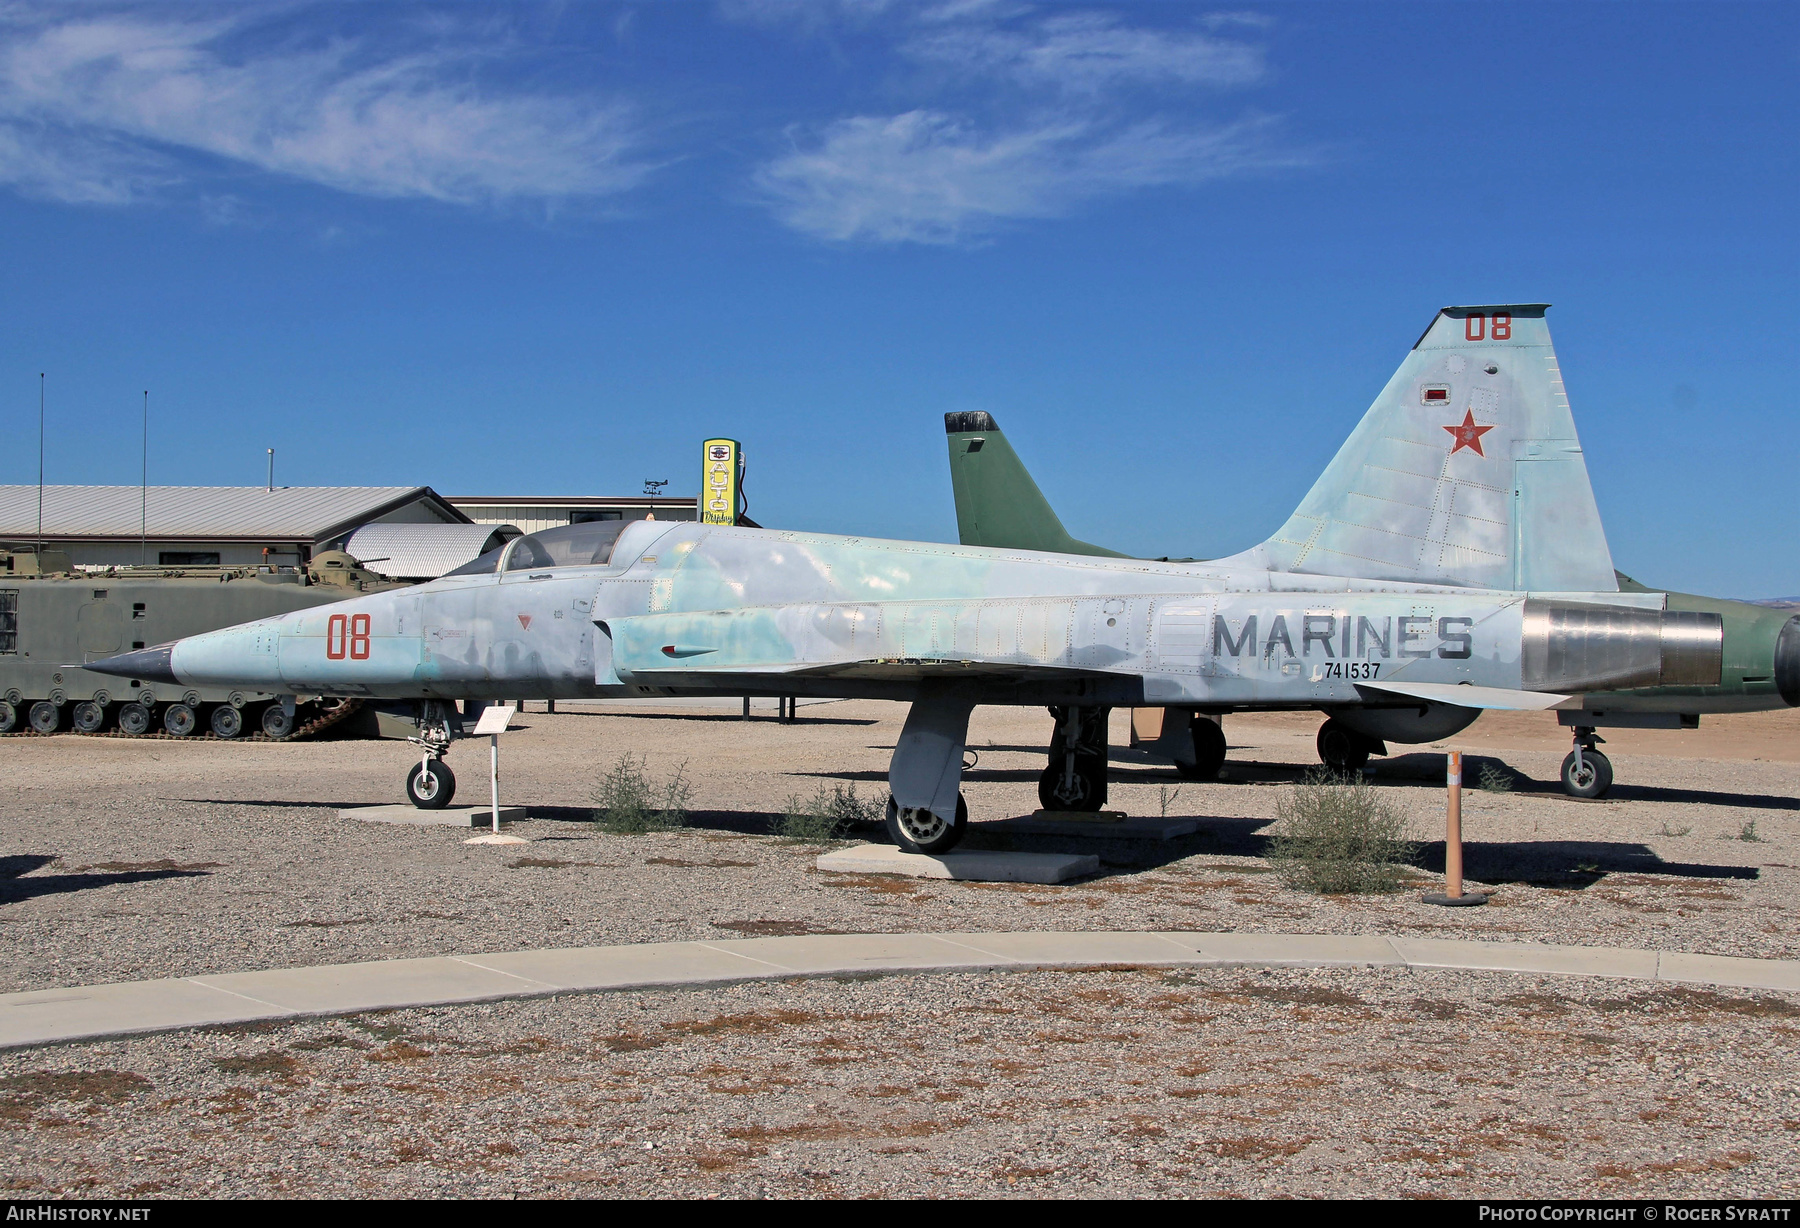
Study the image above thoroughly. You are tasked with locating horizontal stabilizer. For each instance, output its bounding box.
[1355,679,1572,711]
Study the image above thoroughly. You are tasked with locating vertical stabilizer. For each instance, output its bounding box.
[1246,305,1617,592]
[945,412,1126,557]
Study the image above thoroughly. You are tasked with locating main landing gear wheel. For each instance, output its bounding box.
[407,760,456,809]
[885,793,967,855]
[116,703,153,736]
[1039,754,1106,811]
[1175,716,1228,782]
[1316,719,1372,775]
[1561,749,1613,799]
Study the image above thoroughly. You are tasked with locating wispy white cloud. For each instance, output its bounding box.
[757,107,1296,244]
[752,6,1300,244]
[902,11,1265,94]
[0,7,654,208]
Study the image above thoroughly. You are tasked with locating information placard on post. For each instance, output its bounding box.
[473,704,516,737]
[474,704,517,833]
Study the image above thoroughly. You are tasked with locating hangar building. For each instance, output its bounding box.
[0,485,473,572]
[447,494,697,535]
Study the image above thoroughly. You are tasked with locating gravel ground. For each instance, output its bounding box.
[2,967,1795,1199]
[1,701,1796,1197]
[2,703,1795,993]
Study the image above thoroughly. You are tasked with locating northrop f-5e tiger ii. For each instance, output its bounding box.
[92,305,1800,854]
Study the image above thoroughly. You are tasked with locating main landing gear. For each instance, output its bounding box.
[1039,705,1111,811]
[405,700,458,809]
[1317,718,1386,775]
[1561,726,1613,799]
[885,686,976,855]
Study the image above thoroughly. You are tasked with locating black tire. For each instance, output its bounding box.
[117,703,154,736]
[1038,753,1108,811]
[1561,749,1613,799]
[71,701,108,734]
[1316,719,1371,774]
[0,701,15,733]
[407,760,456,809]
[209,704,244,739]
[1176,716,1228,781]
[28,701,64,734]
[163,702,198,737]
[884,793,967,855]
[261,703,297,740]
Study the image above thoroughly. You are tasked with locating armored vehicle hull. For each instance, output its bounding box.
[0,556,404,740]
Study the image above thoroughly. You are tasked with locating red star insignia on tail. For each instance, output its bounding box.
[1443,410,1495,457]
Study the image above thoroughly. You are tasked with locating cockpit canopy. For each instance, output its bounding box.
[444,520,631,577]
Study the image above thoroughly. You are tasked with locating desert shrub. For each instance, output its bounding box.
[1266,773,1415,894]
[777,782,883,842]
[591,754,693,833]
[1477,762,1515,793]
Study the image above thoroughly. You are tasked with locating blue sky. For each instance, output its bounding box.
[0,1,1793,596]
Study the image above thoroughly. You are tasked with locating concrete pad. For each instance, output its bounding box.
[342,804,527,828]
[983,814,1198,840]
[464,942,789,991]
[1169,932,1405,968]
[1657,951,1800,994]
[707,932,1010,976]
[0,978,289,1049]
[941,931,1200,966]
[816,844,1097,884]
[464,833,532,845]
[1390,938,1661,981]
[195,955,555,1015]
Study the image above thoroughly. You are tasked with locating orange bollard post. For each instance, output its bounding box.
[1422,748,1488,907]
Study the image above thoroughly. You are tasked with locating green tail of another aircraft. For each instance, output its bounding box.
[944,412,1126,558]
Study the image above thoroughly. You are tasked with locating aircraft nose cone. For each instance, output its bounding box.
[1777,616,1800,708]
[86,642,180,685]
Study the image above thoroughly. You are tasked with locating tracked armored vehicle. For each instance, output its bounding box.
[0,546,406,739]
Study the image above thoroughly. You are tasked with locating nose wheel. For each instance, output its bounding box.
[407,759,456,809]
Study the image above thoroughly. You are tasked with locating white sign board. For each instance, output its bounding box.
[472,704,517,736]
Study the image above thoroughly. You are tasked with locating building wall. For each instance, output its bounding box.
[455,504,697,535]
[67,541,305,570]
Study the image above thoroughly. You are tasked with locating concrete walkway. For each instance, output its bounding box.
[4,932,1797,1051]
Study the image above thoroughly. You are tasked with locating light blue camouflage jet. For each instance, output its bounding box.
[91,305,1799,854]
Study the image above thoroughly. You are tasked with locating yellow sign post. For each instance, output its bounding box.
[701,439,743,526]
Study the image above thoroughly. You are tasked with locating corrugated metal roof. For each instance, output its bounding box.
[0,486,454,541]
[344,523,519,579]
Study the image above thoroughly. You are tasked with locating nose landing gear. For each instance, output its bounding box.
[405,700,459,809]
[1560,726,1612,799]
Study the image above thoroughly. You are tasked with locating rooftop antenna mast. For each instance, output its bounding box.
[267,448,274,492]
[36,373,44,552]
[141,390,149,566]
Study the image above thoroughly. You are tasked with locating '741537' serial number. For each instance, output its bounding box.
[1321,662,1381,680]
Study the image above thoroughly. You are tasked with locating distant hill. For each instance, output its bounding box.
[1747,597,1800,611]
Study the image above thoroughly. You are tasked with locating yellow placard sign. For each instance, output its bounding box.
[701,438,742,526]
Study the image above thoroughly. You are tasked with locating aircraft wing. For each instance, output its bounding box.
[1354,680,1574,710]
